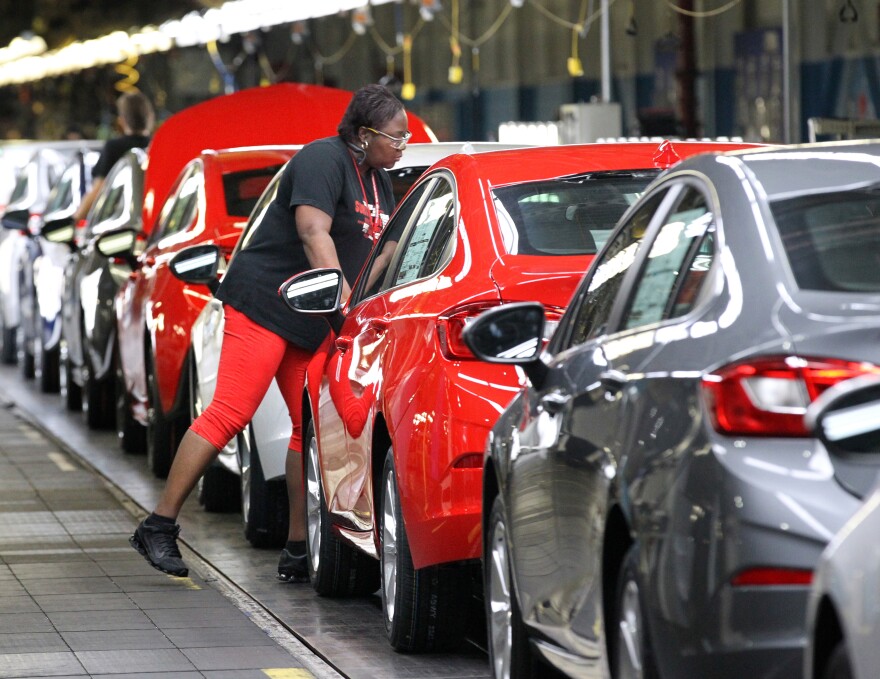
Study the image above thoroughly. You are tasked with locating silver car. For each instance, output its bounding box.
[805,375,880,679]
[464,141,880,679]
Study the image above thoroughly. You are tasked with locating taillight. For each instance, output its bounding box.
[731,567,813,587]
[703,356,880,436]
[73,219,88,248]
[27,212,42,236]
[436,302,564,360]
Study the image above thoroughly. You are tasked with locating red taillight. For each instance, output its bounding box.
[703,356,880,436]
[731,567,813,587]
[436,302,565,360]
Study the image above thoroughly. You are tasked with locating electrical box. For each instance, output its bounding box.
[558,102,622,143]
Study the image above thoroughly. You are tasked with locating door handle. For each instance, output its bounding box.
[599,369,627,394]
[335,336,352,352]
[369,317,390,332]
[539,391,571,415]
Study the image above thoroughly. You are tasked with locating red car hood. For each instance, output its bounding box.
[490,253,594,310]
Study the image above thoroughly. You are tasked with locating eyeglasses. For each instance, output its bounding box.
[365,127,412,150]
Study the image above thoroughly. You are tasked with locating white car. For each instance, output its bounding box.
[805,375,880,679]
[178,142,529,546]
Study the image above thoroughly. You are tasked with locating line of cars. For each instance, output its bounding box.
[4,90,879,679]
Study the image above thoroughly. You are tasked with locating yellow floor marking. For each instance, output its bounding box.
[168,575,201,589]
[262,670,315,678]
[47,451,77,471]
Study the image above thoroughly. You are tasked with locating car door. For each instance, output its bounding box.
[505,187,676,655]
[316,175,449,533]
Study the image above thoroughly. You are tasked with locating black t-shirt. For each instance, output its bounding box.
[216,136,395,351]
[92,134,150,178]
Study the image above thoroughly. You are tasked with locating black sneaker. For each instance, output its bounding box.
[130,518,189,577]
[277,548,308,583]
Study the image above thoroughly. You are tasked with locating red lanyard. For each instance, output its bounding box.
[350,151,381,222]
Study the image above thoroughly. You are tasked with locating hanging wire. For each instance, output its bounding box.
[839,0,859,22]
[526,0,614,31]
[449,0,462,82]
[437,3,513,49]
[663,0,743,19]
[311,29,358,66]
[113,54,140,93]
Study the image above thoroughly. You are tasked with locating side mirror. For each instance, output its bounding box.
[95,228,139,268]
[279,268,344,335]
[169,244,221,294]
[1,207,28,231]
[462,301,548,386]
[41,215,76,246]
[805,374,880,455]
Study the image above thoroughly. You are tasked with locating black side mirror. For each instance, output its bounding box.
[95,228,140,268]
[41,215,76,246]
[462,301,548,387]
[169,244,221,294]
[1,207,28,231]
[278,268,344,335]
[805,374,880,455]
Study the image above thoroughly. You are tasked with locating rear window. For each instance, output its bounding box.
[492,170,658,256]
[771,188,880,292]
[223,165,283,217]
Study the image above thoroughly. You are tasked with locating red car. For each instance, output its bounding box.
[283,141,759,652]
[99,84,435,476]
[110,147,297,475]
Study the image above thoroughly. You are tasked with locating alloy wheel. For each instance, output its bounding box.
[381,465,399,624]
[488,515,513,679]
[306,433,322,575]
[617,579,645,679]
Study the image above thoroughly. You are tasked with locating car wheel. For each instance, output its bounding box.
[82,338,114,430]
[198,463,240,513]
[612,545,659,679]
[1,323,17,365]
[486,494,539,679]
[380,447,470,652]
[114,351,145,453]
[820,640,853,679]
[60,337,82,411]
[305,420,379,597]
[239,427,288,548]
[146,348,174,477]
[18,284,35,379]
[38,339,60,393]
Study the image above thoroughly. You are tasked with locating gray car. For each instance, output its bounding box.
[463,141,880,679]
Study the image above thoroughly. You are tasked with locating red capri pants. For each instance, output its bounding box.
[190,305,312,453]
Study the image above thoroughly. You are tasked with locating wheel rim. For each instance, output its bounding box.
[617,579,645,679]
[381,465,398,624]
[488,515,513,679]
[306,432,322,574]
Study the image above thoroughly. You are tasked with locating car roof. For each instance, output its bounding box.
[421,140,761,187]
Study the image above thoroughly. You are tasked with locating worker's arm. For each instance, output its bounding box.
[295,204,352,303]
[73,177,105,223]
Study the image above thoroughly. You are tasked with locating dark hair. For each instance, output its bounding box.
[117,91,155,135]
[337,84,404,143]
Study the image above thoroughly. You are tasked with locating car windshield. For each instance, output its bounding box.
[492,170,659,255]
[771,187,880,292]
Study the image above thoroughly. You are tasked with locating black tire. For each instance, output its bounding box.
[485,494,540,679]
[114,352,145,454]
[36,316,60,393]
[821,640,853,679]
[1,324,16,364]
[18,327,34,378]
[304,420,379,597]
[145,347,187,478]
[82,337,114,430]
[18,285,35,379]
[380,448,471,652]
[60,338,82,411]
[240,427,288,548]
[611,545,659,679]
[198,463,240,513]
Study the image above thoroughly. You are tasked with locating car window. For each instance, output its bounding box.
[352,178,433,304]
[87,163,132,238]
[223,165,282,218]
[387,164,429,203]
[234,173,281,255]
[151,167,200,244]
[492,171,657,256]
[45,166,74,214]
[621,188,714,330]
[391,178,455,287]
[560,189,669,348]
[771,186,880,292]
